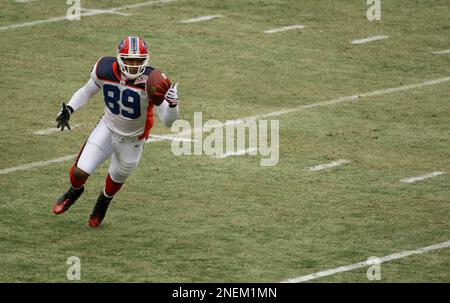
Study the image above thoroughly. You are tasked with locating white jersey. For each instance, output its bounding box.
[91,56,154,139]
[66,56,180,140]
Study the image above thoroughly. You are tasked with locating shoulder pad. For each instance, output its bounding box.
[96,56,119,82]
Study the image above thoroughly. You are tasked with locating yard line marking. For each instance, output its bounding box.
[308,159,350,172]
[248,76,450,121]
[15,0,36,3]
[0,0,175,31]
[432,49,450,55]
[281,240,450,283]
[146,135,174,143]
[0,16,74,31]
[2,76,450,175]
[158,119,241,141]
[107,0,175,10]
[212,147,258,159]
[351,35,389,45]
[179,15,223,23]
[264,25,305,34]
[0,155,76,175]
[147,134,198,142]
[400,171,445,183]
[33,124,82,135]
[80,8,131,17]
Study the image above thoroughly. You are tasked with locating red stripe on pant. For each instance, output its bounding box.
[105,174,123,197]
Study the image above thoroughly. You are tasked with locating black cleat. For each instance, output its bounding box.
[88,192,112,228]
[53,187,85,215]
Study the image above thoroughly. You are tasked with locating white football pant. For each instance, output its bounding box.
[76,116,145,183]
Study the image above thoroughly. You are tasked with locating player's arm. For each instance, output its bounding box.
[155,82,180,127]
[66,78,101,112]
[56,65,101,131]
[67,63,102,113]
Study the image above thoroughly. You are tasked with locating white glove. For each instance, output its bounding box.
[164,82,179,107]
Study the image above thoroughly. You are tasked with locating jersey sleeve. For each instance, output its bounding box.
[66,60,102,112]
[155,100,179,127]
[67,79,101,112]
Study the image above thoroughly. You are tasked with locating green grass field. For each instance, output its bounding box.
[0,0,449,282]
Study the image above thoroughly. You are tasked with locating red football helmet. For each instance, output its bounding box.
[116,36,150,79]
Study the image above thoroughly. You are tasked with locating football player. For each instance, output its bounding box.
[53,36,180,227]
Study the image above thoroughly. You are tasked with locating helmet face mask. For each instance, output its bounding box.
[117,55,149,79]
[116,37,149,80]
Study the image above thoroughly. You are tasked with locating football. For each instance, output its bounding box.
[146,70,170,106]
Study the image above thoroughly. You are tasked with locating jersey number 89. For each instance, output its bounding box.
[103,84,141,119]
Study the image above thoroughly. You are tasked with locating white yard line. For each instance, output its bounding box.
[179,15,223,23]
[212,148,258,159]
[145,136,171,143]
[400,171,445,184]
[106,0,175,10]
[247,76,450,121]
[15,0,36,3]
[0,155,77,175]
[282,240,450,283]
[308,159,350,172]
[0,15,73,31]
[351,35,389,45]
[147,134,198,142]
[80,8,131,17]
[2,76,450,175]
[264,25,305,34]
[432,49,450,55]
[33,124,82,135]
[0,0,175,31]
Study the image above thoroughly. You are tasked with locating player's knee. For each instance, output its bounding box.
[123,159,139,172]
[120,163,138,177]
[110,161,138,182]
[73,166,90,180]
